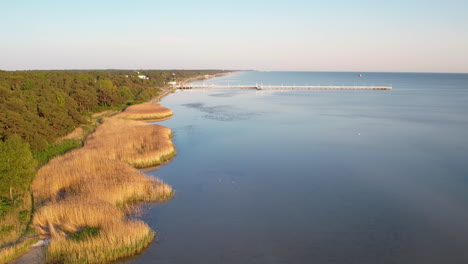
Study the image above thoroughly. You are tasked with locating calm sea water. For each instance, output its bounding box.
[120,71,468,264]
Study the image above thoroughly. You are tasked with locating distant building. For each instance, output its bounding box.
[138,75,149,80]
[168,81,178,87]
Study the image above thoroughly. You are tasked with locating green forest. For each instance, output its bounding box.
[0,69,223,250]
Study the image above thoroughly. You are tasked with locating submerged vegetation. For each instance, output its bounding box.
[0,70,224,263]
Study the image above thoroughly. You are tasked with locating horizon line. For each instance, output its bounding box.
[1,69,467,74]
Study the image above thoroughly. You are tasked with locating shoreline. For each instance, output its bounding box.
[4,72,232,264]
[30,103,175,264]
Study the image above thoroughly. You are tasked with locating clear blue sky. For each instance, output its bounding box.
[1,0,467,72]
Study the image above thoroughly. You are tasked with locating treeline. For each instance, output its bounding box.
[0,70,222,151]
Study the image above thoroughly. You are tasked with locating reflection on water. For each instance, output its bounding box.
[209,92,239,98]
[120,72,468,264]
[182,102,260,121]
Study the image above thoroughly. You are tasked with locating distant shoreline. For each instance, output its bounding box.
[150,71,238,103]
[179,71,239,86]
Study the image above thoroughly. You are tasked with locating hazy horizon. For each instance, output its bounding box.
[2,0,467,73]
[2,69,468,74]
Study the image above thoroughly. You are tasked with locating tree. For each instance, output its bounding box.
[119,86,133,101]
[0,135,37,201]
[97,80,121,106]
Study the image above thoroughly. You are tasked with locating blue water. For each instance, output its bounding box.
[120,71,468,264]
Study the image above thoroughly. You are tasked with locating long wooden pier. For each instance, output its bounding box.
[177,85,392,90]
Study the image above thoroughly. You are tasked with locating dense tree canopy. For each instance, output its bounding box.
[0,135,36,200]
[0,70,223,152]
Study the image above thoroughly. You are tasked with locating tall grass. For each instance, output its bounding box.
[0,193,32,247]
[46,221,154,264]
[117,102,173,121]
[85,118,176,168]
[31,102,176,263]
[32,151,172,206]
[0,238,39,264]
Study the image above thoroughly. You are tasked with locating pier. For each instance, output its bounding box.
[177,85,392,90]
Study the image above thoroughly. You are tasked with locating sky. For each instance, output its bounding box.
[1,0,467,73]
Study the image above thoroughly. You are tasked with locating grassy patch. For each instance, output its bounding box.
[33,139,82,165]
[130,149,177,169]
[0,193,32,247]
[0,238,39,264]
[0,226,14,234]
[68,227,100,241]
[0,198,14,218]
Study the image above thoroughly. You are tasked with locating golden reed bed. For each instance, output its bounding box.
[31,102,176,264]
[116,102,173,120]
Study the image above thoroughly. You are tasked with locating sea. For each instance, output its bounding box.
[119,71,468,264]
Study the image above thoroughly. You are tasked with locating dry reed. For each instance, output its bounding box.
[0,238,39,264]
[31,102,176,263]
[56,126,85,143]
[116,102,173,121]
[84,118,176,168]
[46,220,154,264]
[32,150,173,206]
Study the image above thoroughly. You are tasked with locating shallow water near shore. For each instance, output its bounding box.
[119,72,468,264]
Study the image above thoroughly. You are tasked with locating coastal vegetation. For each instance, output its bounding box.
[0,136,36,252]
[0,70,222,152]
[0,238,39,264]
[0,70,225,263]
[85,118,176,168]
[32,104,175,263]
[117,102,173,121]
